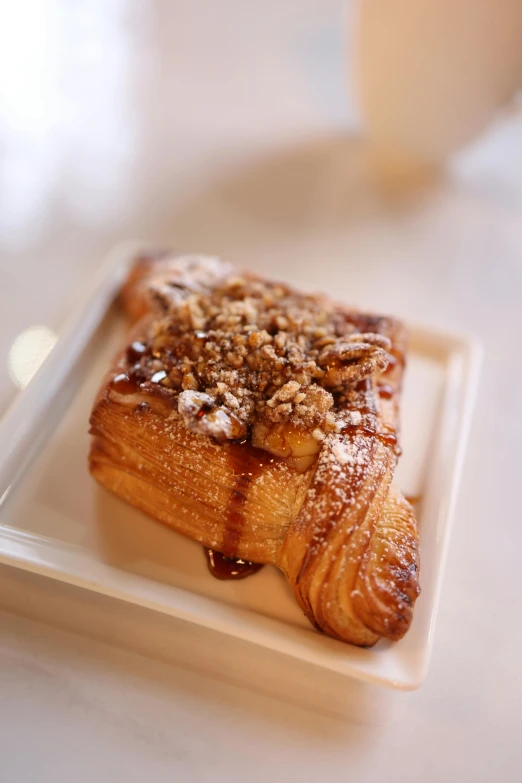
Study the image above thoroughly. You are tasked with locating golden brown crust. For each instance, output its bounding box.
[89,252,421,647]
[278,318,419,646]
[120,251,171,323]
[352,485,420,640]
[90,403,311,563]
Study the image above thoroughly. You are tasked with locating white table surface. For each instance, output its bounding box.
[1,1,522,780]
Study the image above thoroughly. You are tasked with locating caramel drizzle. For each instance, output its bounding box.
[377,383,394,400]
[223,473,253,555]
[109,373,139,395]
[220,441,277,556]
[204,442,276,580]
[204,548,263,580]
[340,421,400,451]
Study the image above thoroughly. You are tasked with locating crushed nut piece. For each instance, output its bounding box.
[178,390,247,441]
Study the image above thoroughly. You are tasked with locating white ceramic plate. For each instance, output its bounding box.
[0,242,480,690]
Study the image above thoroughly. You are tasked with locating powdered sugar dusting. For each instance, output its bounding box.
[332,439,354,466]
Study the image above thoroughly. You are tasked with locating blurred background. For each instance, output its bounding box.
[0,0,521,411]
[1,3,522,779]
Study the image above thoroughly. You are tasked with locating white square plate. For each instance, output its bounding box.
[0,242,480,690]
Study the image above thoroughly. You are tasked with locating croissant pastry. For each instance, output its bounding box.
[89,252,420,647]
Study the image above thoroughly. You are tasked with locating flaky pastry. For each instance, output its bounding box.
[89,252,420,647]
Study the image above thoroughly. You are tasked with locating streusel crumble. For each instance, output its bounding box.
[122,257,392,445]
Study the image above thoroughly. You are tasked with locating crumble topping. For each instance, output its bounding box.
[122,256,393,442]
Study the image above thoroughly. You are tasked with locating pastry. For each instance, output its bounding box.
[89,252,420,647]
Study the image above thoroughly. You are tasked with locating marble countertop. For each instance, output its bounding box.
[1,1,521,780]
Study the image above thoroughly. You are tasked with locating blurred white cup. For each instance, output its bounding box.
[355,0,522,167]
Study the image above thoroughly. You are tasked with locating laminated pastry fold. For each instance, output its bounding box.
[89,252,420,647]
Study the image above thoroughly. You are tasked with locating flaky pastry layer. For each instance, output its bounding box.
[89,252,420,646]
